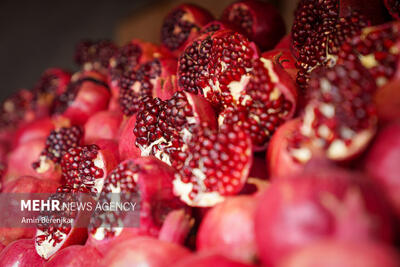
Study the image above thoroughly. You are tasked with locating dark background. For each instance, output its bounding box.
[0,0,294,101]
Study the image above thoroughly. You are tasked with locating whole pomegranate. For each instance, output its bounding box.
[0,239,45,267]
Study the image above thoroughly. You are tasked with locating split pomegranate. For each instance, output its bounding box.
[100,236,190,267]
[291,0,374,90]
[118,114,141,160]
[45,245,102,267]
[0,239,45,267]
[161,3,214,56]
[87,157,186,253]
[200,20,232,34]
[221,0,286,51]
[255,165,394,266]
[261,49,298,80]
[74,39,118,71]
[51,71,111,125]
[197,195,258,263]
[134,91,216,165]
[171,121,252,207]
[60,140,118,195]
[280,240,400,267]
[365,123,400,218]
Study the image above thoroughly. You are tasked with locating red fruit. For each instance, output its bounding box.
[51,71,111,125]
[299,61,377,162]
[74,39,118,71]
[118,55,177,116]
[365,123,400,218]
[197,196,257,263]
[4,138,46,183]
[280,240,400,267]
[35,186,95,260]
[45,245,102,267]
[171,121,252,207]
[374,78,400,122]
[153,75,179,101]
[178,29,259,108]
[13,117,55,148]
[0,176,60,246]
[84,110,123,143]
[161,4,214,56]
[217,57,297,151]
[291,0,373,90]
[101,236,190,267]
[175,252,255,267]
[384,0,400,20]
[275,34,291,50]
[0,239,45,267]
[255,165,394,266]
[221,0,286,51]
[158,209,193,245]
[32,68,71,117]
[0,89,33,130]
[61,140,119,195]
[262,49,298,80]
[88,157,185,252]
[339,22,400,88]
[118,115,141,160]
[134,91,216,166]
[267,118,305,179]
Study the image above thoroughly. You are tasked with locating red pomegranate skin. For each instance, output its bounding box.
[255,165,394,266]
[0,239,45,267]
[279,240,400,267]
[365,122,400,218]
[45,245,102,267]
[197,195,258,263]
[84,110,123,143]
[118,115,141,160]
[175,252,256,267]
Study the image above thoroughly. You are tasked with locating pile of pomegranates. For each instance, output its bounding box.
[1,0,400,266]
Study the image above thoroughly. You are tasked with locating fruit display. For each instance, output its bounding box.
[0,0,400,266]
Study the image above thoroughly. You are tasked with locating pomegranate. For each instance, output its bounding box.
[200,20,232,34]
[84,110,123,143]
[171,120,252,207]
[12,117,55,148]
[161,3,214,56]
[0,89,33,131]
[221,0,286,51]
[374,78,400,122]
[0,239,45,267]
[339,22,400,88]
[101,236,190,267]
[32,125,83,182]
[153,74,179,101]
[384,0,400,20]
[279,240,400,267]
[177,29,259,108]
[35,185,95,260]
[291,0,376,90]
[158,209,193,245]
[298,61,377,162]
[261,49,298,80]
[365,122,400,218]
[197,195,258,263]
[175,252,256,267]
[51,71,111,125]
[60,140,119,195]
[275,34,291,50]
[87,157,186,253]
[32,68,71,117]
[0,176,60,247]
[118,114,141,160]
[45,245,102,267]
[118,54,177,116]
[254,164,394,266]
[133,91,216,166]
[74,39,118,72]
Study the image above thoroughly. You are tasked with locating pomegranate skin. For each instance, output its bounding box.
[197,196,258,263]
[221,0,286,51]
[175,252,256,267]
[255,165,394,266]
[12,117,55,148]
[45,245,102,267]
[101,237,190,267]
[84,110,123,143]
[279,240,400,267]
[118,115,141,160]
[0,239,45,267]
[365,123,400,218]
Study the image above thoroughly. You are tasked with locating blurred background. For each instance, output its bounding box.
[0,0,297,101]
